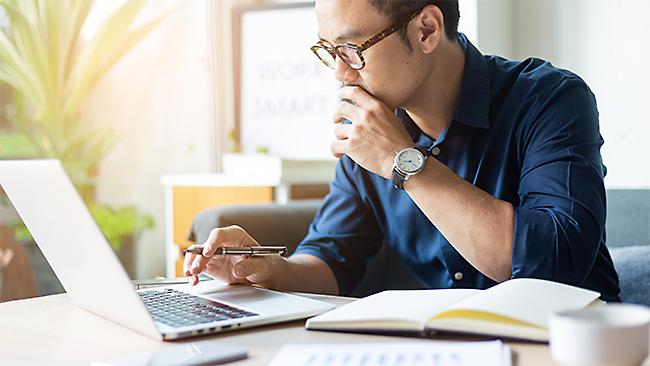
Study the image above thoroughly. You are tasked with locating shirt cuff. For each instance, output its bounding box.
[292,244,361,296]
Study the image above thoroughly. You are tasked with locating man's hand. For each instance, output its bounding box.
[183,225,275,287]
[332,86,413,178]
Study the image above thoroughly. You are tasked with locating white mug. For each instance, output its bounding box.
[549,303,650,366]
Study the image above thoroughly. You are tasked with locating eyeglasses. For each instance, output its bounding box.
[310,10,422,70]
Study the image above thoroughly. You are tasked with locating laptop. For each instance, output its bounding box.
[0,160,335,340]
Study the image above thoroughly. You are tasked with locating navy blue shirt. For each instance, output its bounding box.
[294,34,620,301]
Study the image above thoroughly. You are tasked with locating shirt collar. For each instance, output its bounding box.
[396,109,421,142]
[453,33,490,129]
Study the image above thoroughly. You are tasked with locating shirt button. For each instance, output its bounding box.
[431,147,441,156]
[453,272,464,281]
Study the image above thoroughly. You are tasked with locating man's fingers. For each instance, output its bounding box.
[334,123,352,140]
[232,264,245,279]
[331,139,348,157]
[231,257,270,281]
[184,255,195,276]
[189,274,199,286]
[190,226,251,274]
[183,246,200,286]
[333,101,357,125]
[203,256,226,273]
[183,245,200,276]
[202,226,246,256]
[339,85,377,109]
[190,252,211,274]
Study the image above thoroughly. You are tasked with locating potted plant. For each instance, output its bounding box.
[0,0,163,290]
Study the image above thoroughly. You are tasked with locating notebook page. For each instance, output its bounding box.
[434,278,600,327]
[309,289,479,326]
[267,341,511,366]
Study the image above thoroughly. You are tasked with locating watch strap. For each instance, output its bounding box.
[413,146,428,156]
[391,167,407,190]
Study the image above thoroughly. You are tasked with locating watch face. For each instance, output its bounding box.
[396,148,424,174]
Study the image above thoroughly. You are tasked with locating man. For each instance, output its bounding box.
[185,0,620,301]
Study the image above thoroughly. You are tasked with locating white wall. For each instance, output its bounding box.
[459,0,479,46]
[478,0,650,188]
[83,0,216,278]
[477,0,515,57]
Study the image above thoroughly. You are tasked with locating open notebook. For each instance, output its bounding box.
[306,278,602,342]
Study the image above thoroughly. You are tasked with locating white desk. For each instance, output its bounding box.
[0,292,567,366]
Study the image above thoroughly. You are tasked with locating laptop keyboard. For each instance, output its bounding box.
[138,288,258,328]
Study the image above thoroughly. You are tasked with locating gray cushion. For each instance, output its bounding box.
[610,245,650,306]
[605,190,650,306]
[606,189,650,247]
[189,200,321,251]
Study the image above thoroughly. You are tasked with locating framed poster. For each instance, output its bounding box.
[235,2,339,160]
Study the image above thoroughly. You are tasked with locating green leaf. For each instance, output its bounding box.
[0,132,39,158]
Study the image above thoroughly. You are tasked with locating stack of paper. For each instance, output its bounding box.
[267,340,511,366]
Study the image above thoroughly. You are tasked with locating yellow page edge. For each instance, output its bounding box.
[430,310,546,329]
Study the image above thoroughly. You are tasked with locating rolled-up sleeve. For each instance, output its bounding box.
[511,78,607,286]
[293,156,383,295]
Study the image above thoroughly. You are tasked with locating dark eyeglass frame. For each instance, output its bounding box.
[311,9,422,70]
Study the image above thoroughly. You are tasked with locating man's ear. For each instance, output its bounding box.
[411,5,444,54]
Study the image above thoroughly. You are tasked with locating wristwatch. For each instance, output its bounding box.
[391,146,428,190]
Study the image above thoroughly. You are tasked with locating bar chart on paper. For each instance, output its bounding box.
[267,341,512,366]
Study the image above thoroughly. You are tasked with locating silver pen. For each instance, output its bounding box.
[183,246,288,257]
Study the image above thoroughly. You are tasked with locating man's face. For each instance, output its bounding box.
[315,0,423,109]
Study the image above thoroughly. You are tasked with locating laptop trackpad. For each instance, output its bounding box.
[203,286,291,309]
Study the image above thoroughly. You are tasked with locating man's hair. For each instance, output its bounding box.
[368,0,460,41]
